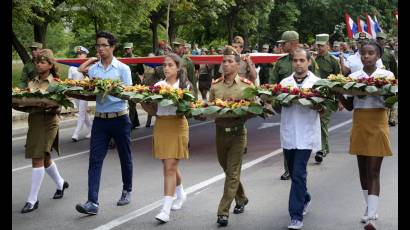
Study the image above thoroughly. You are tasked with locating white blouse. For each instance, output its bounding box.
[345,52,384,74]
[154,79,180,116]
[279,71,322,152]
[349,68,394,109]
[68,66,85,80]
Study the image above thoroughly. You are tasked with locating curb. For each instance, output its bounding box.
[12,106,96,121]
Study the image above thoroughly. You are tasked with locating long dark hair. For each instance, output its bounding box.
[165,53,192,90]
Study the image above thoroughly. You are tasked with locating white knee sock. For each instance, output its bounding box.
[45,162,64,190]
[363,190,368,215]
[27,167,45,204]
[367,195,379,219]
[176,185,186,198]
[162,196,174,214]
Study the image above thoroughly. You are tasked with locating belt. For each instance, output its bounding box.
[218,124,245,133]
[95,110,128,119]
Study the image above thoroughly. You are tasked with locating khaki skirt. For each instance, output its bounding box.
[349,108,392,157]
[25,112,60,159]
[153,115,189,159]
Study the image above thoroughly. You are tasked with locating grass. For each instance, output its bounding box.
[12,61,69,87]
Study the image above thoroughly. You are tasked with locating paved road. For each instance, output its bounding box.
[12,111,398,230]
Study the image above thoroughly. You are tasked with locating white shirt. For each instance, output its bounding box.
[349,68,394,109]
[345,52,384,74]
[154,79,180,116]
[68,66,85,80]
[279,71,322,152]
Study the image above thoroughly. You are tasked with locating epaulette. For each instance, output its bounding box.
[212,77,224,84]
[240,77,252,85]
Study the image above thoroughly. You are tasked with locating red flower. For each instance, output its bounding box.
[291,88,300,95]
[282,88,288,93]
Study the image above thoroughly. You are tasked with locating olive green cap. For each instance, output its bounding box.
[315,33,329,45]
[376,32,387,39]
[333,41,341,47]
[172,38,186,46]
[280,31,299,42]
[124,42,133,49]
[29,42,43,49]
[223,46,240,56]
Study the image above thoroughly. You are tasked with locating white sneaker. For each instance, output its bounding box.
[171,194,187,210]
[85,132,91,139]
[288,219,303,229]
[71,134,79,142]
[361,213,378,223]
[155,210,170,223]
[303,199,311,216]
[364,219,377,230]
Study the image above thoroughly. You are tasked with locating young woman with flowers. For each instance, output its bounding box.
[339,40,394,230]
[141,53,192,223]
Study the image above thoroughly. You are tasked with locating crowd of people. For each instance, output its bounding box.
[14,28,397,230]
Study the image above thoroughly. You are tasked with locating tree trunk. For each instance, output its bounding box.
[12,30,30,64]
[243,29,249,51]
[150,21,158,53]
[168,10,177,44]
[34,22,48,47]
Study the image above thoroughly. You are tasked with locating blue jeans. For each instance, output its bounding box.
[88,115,133,204]
[283,149,311,221]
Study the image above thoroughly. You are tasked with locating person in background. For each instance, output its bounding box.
[20,42,43,88]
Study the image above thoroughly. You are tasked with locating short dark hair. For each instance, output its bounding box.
[96,31,117,46]
[292,48,311,61]
[361,39,384,57]
[223,46,241,63]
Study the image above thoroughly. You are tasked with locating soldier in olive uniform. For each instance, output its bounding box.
[209,46,254,227]
[269,31,320,180]
[257,44,274,85]
[173,38,198,98]
[314,34,341,163]
[20,42,43,88]
[376,32,398,126]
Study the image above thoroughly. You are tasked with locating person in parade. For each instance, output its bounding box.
[20,42,43,88]
[338,40,394,230]
[13,49,69,213]
[140,53,191,223]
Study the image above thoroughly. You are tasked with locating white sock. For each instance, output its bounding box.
[176,185,186,198]
[45,162,64,190]
[367,195,379,219]
[162,196,174,214]
[363,190,368,215]
[27,167,45,204]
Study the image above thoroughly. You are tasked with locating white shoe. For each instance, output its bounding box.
[71,134,79,142]
[303,199,311,216]
[364,219,377,230]
[288,219,303,229]
[361,213,378,223]
[171,194,186,210]
[155,210,170,223]
[85,132,91,139]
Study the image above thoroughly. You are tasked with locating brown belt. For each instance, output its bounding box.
[95,110,128,119]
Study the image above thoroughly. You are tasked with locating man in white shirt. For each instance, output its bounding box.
[277,48,322,230]
[68,46,92,141]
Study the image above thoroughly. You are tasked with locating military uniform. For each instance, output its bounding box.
[209,74,254,217]
[314,34,341,159]
[182,55,198,99]
[20,42,43,88]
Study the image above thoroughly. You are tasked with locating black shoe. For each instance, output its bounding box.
[389,121,396,126]
[75,201,99,215]
[72,138,78,142]
[243,147,247,154]
[280,171,290,180]
[53,181,69,199]
[21,201,39,213]
[117,190,132,206]
[217,215,228,227]
[233,199,248,214]
[315,151,324,163]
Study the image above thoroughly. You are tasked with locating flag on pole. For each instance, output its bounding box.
[374,16,383,33]
[366,13,379,38]
[357,16,368,33]
[344,12,358,39]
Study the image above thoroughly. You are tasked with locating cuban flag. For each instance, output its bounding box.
[357,16,368,33]
[366,13,379,38]
[374,16,383,33]
[344,13,358,39]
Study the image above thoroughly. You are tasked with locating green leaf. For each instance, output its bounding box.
[243,87,258,99]
[203,106,221,114]
[233,108,247,115]
[365,86,379,94]
[343,81,356,90]
[310,96,325,104]
[329,82,342,88]
[390,85,398,94]
[276,93,289,101]
[183,93,196,101]
[246,104,263,114]
[150,95,163,100]
[219,107,231,114]
[191,108,204,116]
[384,95,398,108]
[159,99,174,107]
[297,98,313,107]
[313,79,331,88]
[353,83,367,89]
[257,89,272,96]
[282,94,297,104]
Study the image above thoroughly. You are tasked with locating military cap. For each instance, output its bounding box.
[232,36,244,45]
[280,31,299,42]
[333,41,341,47]
[124,42,133,49]
[223,46,240,56]
[201,47,208,52]
[185,43,191,49]
[217,47,223,51]
[376,32,387,39]
[353,31,372,40]
[172,38,186,46]
[262,44,269,49]
[74,46,89,54]
[29,42,43,49]
[315,34,329,45]
[36,49,56,64]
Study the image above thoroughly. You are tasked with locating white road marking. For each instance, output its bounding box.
[92,119,352,230]
[12,121,213,173]
[257,122,280,130]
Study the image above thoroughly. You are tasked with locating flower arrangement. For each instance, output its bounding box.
[12,87,74,109]
[188,98,264,118]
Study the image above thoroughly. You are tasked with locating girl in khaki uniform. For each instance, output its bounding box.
[141,53,191,223]
[13,49,69,213]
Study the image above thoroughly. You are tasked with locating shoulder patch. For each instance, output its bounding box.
[212,77,224,84]
[240,77,252,85]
